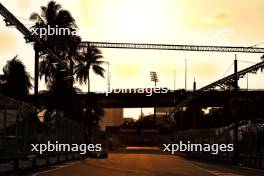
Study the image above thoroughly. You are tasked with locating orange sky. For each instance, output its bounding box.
[1,0,264,117]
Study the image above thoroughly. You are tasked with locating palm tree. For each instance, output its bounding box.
[30,1,85,126]
[0,55,32,100]
[30,1,81,95]
[75,46,105,92]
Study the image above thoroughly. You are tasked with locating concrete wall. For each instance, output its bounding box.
[100,108,123,131]
[155,107,170,114]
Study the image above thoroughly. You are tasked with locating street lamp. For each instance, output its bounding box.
[150,71,159,88]
[106,61,111,92]
[174,70,176,90]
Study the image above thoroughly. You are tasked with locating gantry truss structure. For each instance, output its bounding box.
[85,42,264,53]
[1,2,264,109]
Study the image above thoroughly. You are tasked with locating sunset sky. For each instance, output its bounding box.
[1,0,264,118]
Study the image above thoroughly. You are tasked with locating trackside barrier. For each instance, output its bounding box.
[183,152,264,169]
[184,152,234,165]
[0,152,86,175]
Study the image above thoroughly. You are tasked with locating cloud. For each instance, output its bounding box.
[17,0,32,10]
[160,62,219,78]
[114,64,141,78]
[214,13,229,21]
[202,12,231,26]
[190,62,219,78]
[0,30,17,54]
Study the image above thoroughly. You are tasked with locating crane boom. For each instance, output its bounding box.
[170,59,264,113]
[0,3,71,73]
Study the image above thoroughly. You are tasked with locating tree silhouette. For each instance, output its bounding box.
[30,0,81,96]
[0,55,32,100]
[29,1,105,137]
[82,93,105,142]
[75,46,105,92]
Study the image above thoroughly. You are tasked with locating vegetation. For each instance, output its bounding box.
[75,45,105,92]
[30,1,81,95]
[0,1,106,143]
[0,55,32,100]
[29,1,105,132]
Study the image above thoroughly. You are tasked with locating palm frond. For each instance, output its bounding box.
[92,65,105,78]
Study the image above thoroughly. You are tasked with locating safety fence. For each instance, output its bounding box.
[172,119,264,169]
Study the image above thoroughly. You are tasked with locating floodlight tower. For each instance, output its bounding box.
[150,71,159,88]
[150,71,158,120]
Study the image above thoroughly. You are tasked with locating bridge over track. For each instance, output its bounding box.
[24,90,264,108]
